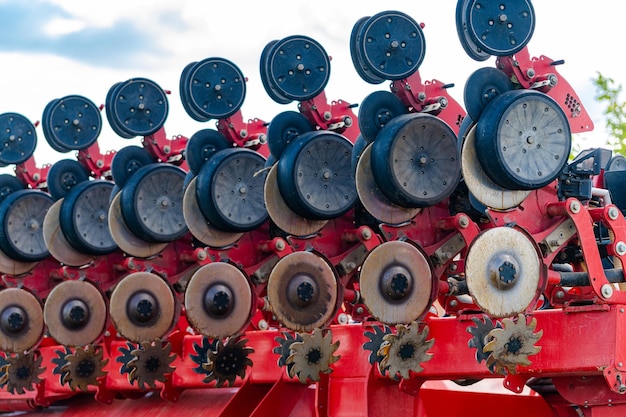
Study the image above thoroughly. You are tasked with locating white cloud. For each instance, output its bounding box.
[43,17,86,36]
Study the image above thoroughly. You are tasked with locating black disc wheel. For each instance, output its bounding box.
[196,148,268,233]
[110,145,155,187]
[184,57,246,120]
[464,67,514,121]
[606,154,626,172]
[371,113,461,208]
[60,180,117,255]
[259,40,293,104]
[104,83,135,139]
[180,61,211,122]
[351,133,367,174]
[0,174,25,204]
[0,113,37,165]
[358,90,407,143]
[42,95,102,151]
[0,190,53,262]
[464,0,535,56]
[108,78,169,137]
[603,155,626,211]
[357,10,426,80]
[277,131,356,220]
[455,0,491,61]
[266,35,331,101]
[120,163,188,243]
[47,159,90,201]
[41,98,74,152]
[185,129,230,175]
[475,89,571,190]
[350,16,386,85]
[266,111,313,159]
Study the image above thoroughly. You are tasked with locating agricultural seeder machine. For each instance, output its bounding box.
[0,1,623,415]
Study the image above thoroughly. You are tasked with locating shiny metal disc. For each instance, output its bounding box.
[461,125,530,210]
[0,288,43,352]
[43,280,107,346]
[185,262,253,338]
[359,240,433,324]
[465,226,543,318]
[267,251,337,332]
[109,271,176,343]
[43,199,94,267]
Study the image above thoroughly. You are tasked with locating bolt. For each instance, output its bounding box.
[526,69,535,79]
[556,290,565,299]
[601,284,614,299]
[569,201,581,213]
[163,145,171,154]
[275,239,286,251]
[96,160,104,168]
[449,264,458,272]
[240,129,248,138]
[258,319,269,330]
[360,228,372,240]
[609,207,620,220]
[417,92,426,101]
[458,216,469,229]
[449,299,458,308]
[323,111,332,121]
[356,307,364,315]
[616,241,626,256]
[196,249,207,261]
[548,74,558,87]
[337,313,348,324]
[343,116,353,127]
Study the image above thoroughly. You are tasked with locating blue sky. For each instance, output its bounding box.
[0,0,621,172]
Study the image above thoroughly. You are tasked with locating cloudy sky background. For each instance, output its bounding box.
[0,0,622,173]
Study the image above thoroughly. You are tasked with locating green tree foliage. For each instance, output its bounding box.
[593,72,626,155]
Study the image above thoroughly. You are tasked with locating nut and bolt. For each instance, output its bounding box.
[458,216,469,229]
[601,284,614,299]
[569,201,581,213]
[616,241,626,256]
[609,207,620,220]
[258,319,269,330]
[275,239,286,251]
[337,313,349,325]
[360,228,372,240]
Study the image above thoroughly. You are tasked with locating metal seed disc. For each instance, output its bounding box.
[108,192,167,258]
[264,164,327,237]
[455,0,491,61]
[187,57,246,120]
[267,35,331,101]
[465,226,543,318]
[466,0,535,56]
[356,144,420,224]
[267,251,338,332]
[358,10,426,80]
[195,148,268,233]
[185,262,253,338]
[0,247,37,275]
[277,131,356,220]
[120,163,188,243]
[350,16,386,84]
[60,180,117,255]
[475,89,571,190]
[358,90,407,143]
[0,190,53,262]
[0,113,37,165]
[109,271,176,343]
[43,199,94,266]
[111,78,169,137]
[461,125,530,210]
[259,40,293,104]
[182,177,243,248]
[46,95,102,150]
[360,240,433,324]
[0,288,43,352]
[463,67,513,121]
[43,280,107,346]
[371,113,461,207]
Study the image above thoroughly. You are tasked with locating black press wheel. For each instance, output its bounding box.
[120,163,188,243]
[349,16,386,85]
[455,0,491,61]
[184,129,231,175]
[0,189,53,262]
[266,111,313,159]
[104,82,135,139]
[358,90,407,143]
[47,159,90,201]
[463,67,514,122]
[110,145,155,188]
[0,174,25,204]
[195,148,268,233]
[0,113,37,165]
[42,95,102,151]
[60,180,117,255]
[180,61,211,122]
[475,89,571,190]
[371,113,461,208]
[259,40,293,104]
[277,131,356,220]
[108,78,169,137]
